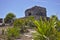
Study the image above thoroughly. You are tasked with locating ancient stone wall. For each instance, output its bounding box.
[25,6,47,20]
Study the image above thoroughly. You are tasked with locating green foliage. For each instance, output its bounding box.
[50,15,58,21]
[33,16,60,40]
[1,29,5,35]
[26,16,35,27]
[56,20,60,31]
[14,19,22,27]
[13,19,28,33]
[6,27,20,40]
[13,16,35,33]
[56,32,60,40]
[4,12,16,23]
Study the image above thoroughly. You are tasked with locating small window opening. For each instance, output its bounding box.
[28,13,31,16]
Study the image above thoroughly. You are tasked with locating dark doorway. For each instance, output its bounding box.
[28,12,31,16]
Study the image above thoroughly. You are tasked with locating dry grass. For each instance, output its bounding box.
[0,26,34,40]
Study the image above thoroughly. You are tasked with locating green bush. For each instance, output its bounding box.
[33,17,60,40]
[4,13,16,24]
[14,19,22,27]
[6,27,20,40]
[13,19,28,33]
[2,29,5,35]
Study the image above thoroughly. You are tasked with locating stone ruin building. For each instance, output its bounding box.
[25,6,49,20]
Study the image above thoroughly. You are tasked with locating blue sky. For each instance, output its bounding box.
[0,0,60,19]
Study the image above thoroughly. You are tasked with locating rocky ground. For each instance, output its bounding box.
[16,29,36,40]
[0,26,36,40]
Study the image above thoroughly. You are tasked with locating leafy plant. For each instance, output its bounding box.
[6,27,20,40]
[4,12,16,24]
[33,17,60,40]
[2,29,5,35]
[13,19,28,33]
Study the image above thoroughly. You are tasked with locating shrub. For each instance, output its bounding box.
[6,27,20,40]
[33,17,60,40]
[13,19,28,33]
[2,29,4,35]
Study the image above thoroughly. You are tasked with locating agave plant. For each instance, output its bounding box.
[33,17,59,40]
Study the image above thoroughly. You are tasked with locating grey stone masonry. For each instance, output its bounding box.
[25,6,47,20]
